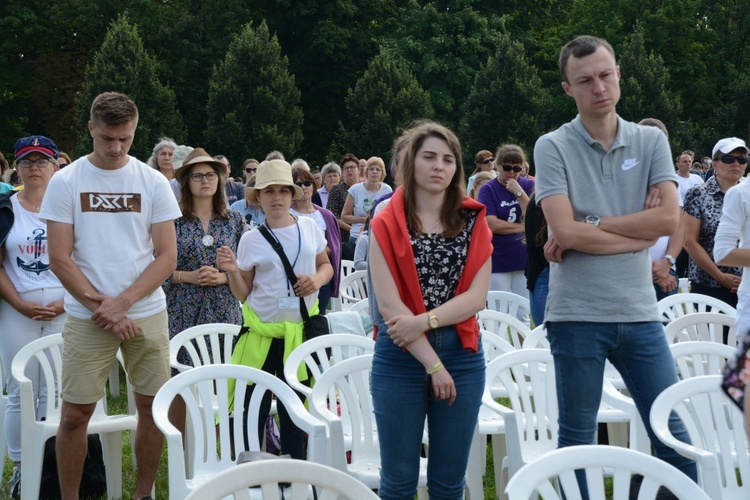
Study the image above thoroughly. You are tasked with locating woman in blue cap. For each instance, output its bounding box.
[0,135,65,498]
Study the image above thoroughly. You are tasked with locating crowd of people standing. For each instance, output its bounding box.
[2,32,750,500]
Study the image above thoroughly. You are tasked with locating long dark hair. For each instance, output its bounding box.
[401,122,466,238]
[178,163,228,220]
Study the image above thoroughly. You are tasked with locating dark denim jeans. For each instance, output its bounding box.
[371,324,484,500]
[529,266,550,327]
[546,321,698,497]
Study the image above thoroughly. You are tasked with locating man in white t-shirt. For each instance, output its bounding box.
[40,92,181,500]
[675,152,704,203]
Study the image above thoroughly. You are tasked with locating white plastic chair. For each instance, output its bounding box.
[658,293,736,323]
[169,322,242,373]
[310,354,428,494]
[184,458,379,500]
[483,349,558,496]
[339,270,368,309]
[486,290,530,320]
[466,332,515,500]
[152,364,327,500]
[663,312,738,346]
[346,297,370,316]
[650,375,750,499]
[11,334,138,500]
[283,334,375,402]
[524,324,550,348]
[340,259,356,278]
[670,341,735,379]
[505,444,710,500]
[476,309,532,349]
[678,277,691,294]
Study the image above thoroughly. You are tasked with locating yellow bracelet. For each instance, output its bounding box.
[427,361,444,375]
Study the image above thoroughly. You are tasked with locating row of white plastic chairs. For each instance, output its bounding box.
[5,287,738,499]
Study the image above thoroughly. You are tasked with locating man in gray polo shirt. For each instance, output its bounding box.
[534,35,697,485]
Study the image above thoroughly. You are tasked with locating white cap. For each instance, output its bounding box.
[172,145,195,169]
[712,137,749,158]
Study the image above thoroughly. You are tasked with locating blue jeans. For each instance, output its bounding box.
[371,323,484,500]
[529,266,550,327]
[546,321,697,496]
[317,282,331,313]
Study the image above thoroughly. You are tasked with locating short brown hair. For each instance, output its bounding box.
[292,166,314,184]
[559,36,615,83]
[90,92,139,126]
[340,153,359,167]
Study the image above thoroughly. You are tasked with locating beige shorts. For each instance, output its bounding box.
[61,310,170,404]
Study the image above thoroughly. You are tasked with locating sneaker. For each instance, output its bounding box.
[9,465,20,499]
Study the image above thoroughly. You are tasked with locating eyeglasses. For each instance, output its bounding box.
[718,155,749,165]
[244,167,257,173]
[17,158,53,169]
[190,172,219,182]
[295,180,314,187]
[342,165,357,171]
[481,158,494,165]
[501,164,523,173]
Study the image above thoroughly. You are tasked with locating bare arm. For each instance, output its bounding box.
[370,232,490,349]
[598,181,680,240]
[541,194,656,259]
[216,245,254,302]
[715,189,750,267]
[48,221,104,312]
[88,220,178,330]
[485,215,524,235]
[0,245,63,320]
[370,232,491,404]
[683,212,739,291]
[293,250,333,297]
[341,194,366,225]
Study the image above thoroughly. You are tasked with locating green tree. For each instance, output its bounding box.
[617,27,684,145]
[338,51,433,165]
[381,0,505,131]
[460,34,551,174]
[204,20,303,175]
[253,0,405,164]
[74,14,186,161]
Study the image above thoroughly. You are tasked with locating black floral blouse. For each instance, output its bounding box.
[412,210,476,311]
[683,176,742,288]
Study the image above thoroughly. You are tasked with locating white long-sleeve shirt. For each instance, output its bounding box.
[714,180,750,294]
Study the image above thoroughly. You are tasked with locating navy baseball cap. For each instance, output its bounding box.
[14,135,59,160]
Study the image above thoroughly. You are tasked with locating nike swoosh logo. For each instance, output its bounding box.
[621,159,640,171]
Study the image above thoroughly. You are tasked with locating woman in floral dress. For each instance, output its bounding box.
[163,148,245,428]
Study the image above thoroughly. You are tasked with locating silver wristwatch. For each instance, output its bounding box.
[584,215,601,227]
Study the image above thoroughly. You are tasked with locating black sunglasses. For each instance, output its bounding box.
[481,158,494,165]
[718,155,749,165]
[244,167,257,173]
[501,164,523,173]
[295,180,314,187]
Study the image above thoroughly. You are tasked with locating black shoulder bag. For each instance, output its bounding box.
[258,224,330,342]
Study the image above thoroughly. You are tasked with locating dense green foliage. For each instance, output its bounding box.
[74,14,186,161]
[1,0,748,169]
[204,20,303,175]
[338,51,433,163]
